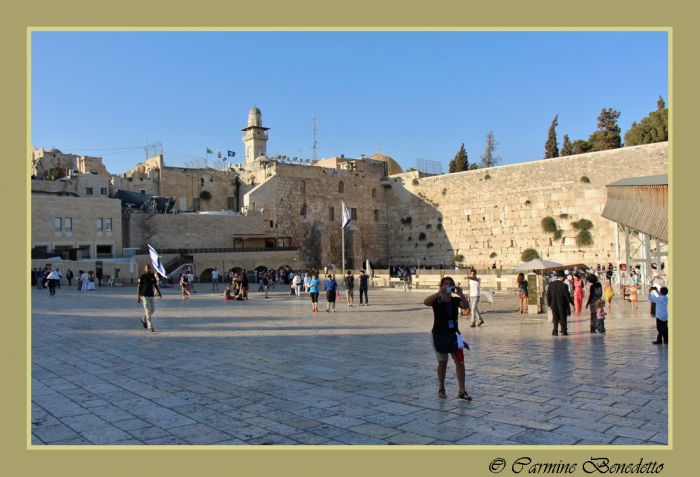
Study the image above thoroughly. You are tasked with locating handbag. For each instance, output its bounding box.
[547,308,554,324]
[433,332,458,354]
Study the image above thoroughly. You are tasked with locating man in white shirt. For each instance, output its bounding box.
[211,267,219,291]
[466,269,483,327]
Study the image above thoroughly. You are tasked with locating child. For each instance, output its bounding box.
[180,274,190,299]
[627,284,638,309]
[604,280,614,309]
[223,286,232,300]
[595,300,606,333]
[649,286,669,345]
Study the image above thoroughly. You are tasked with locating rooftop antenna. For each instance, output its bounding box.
[311,115,318,161]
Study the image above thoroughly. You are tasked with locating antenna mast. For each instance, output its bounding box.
[311,115,318,161]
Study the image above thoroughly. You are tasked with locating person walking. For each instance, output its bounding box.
[546,270,574,336]
[309,273,320,313]
[180,273,191,299]
[604,279,614,309]
[648,286,669,345]
[293,273,302,297]
[585,274,603,333]
[466,269,483,327]
[573,272,585,315]
[344,270,354,306]
[358,269,369,306]
[517,273,528,313]
[423,276,472,401]
[46,269,60,295]
[262,272,270,298]
[212,267,219,291]
[137,264,162,332]
[325,274,338,312]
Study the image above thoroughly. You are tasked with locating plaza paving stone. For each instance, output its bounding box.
[31,283,668,445]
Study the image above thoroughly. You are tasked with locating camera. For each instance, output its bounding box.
[446,286,456,293]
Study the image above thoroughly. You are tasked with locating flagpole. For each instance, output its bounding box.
[341,202,345,279]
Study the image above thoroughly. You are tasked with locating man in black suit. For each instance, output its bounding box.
[547,269,574,336]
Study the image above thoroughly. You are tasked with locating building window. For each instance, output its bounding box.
[351,208,357,220]
[54,217,62,231]
[227,197,236,210]
[96,245,113,258]
[374,209,379,221]
[300,180,305,193]
[85,187,93,195]
[372,188,377,198]
[300,204,306,217]
[193,198,201,211]
[339,181,344,193]
[201,178,205,187]
[65,217,72,232]
[101,187,108,195]
[270,220,274,228]
[329,207,335,221]
[106,218,112,231]
[140,189,146,194]
[96,218,103,232]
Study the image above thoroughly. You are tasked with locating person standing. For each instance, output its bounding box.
[309,273,320,313]
[262,272,270,298]
[517,273,528,313]
[466,269,483,327]
[187,269,196,293]
[96,268,103,287]
[66,269,74,287]
[585,274,603,333]
[325,274,338,312]
[573,272,585,315]
[604,280,614,309]
[56,268,62,289]
[546,270,574,336]
[344,270,354,307]
[423,276,472,401]
[137,264,162,332]
[402,269,409,291]
[358,269,369,306]
[649,286,669,345]
[241,269,249,300]
[80,270,89,291]
[211,267,219,291]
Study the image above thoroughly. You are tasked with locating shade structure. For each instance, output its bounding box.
[516,258,563,271]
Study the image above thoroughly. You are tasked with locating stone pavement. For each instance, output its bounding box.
[31,283,668,445]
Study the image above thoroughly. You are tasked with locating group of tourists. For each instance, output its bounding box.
[32,266,104,294]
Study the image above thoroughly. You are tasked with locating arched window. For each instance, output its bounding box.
[339,181,344,193]
[200,178,205,187]
[300,180,306,193]
[372,188,377,198]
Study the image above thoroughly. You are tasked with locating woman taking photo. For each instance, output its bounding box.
[516,273,528,313]
[585,274,603,333]
[573,272,585,315]
[423,276,472,401]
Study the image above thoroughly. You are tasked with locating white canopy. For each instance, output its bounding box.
[515,258,563,271]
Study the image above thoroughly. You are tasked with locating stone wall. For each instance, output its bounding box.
[123,212,272,250]
[245,162,389,269]
[385,142,668,268]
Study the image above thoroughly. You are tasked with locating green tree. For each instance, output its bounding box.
[544,115,559,159]
[592,108,622,151]
[571,139,592,155]
[560,134,573,156]
[624,96,668,146]
[480,131,502,168]
[468,163,478,170]
[448,143,469,173]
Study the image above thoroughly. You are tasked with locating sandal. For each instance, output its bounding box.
[438,388,446,399]
[458,391,472,401]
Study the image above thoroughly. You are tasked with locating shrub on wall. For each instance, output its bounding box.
[199,190,212,201]
[553,229,564,240]
[426,224,432,229]
[489,252,498,259]
[559,213,569,219]
[451,254,465,263]
[580,176,590,183]
[427,242,434,248]
[418,232,427,240]
[521,248,540,262]
[571,219,595,246]
[437,223,443,230]
[412,178,419,186]
[400,217,413,225]
[541,216,557,233]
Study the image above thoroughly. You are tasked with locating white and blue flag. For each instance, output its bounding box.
[342,202,351,229]
[228,150,236,157]
[148,244,168,278]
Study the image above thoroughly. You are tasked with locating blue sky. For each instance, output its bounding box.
[31,31,668,174]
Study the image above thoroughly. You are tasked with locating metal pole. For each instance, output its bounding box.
[341,219,345,278]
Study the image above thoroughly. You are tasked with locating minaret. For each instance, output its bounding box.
[241,105,269,163]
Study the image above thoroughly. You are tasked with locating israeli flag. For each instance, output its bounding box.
[148,244,168,278]
[342,202,351,229]
[331,168,338,179]
[228,150,236,157]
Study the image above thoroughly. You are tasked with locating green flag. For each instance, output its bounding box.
[206,148,213,154]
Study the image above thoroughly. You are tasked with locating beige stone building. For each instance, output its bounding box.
[31,196,123,260]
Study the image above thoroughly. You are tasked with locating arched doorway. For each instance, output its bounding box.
[200,268,215,283]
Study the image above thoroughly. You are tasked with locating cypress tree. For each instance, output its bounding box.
[544,115,559,159]
[480,131,502,168]
[560,134,573,156]
[593,108,622,151]
[448,143,469,173]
